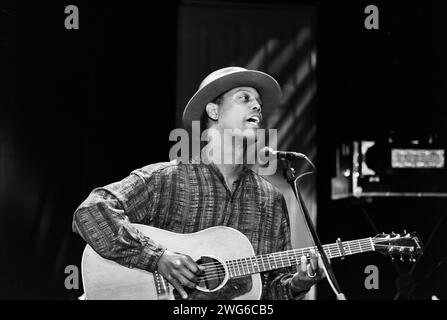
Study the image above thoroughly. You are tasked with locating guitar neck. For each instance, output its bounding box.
[225,237,375,278]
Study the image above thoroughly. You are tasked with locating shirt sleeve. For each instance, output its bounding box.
[72,165,168,272]
[261,194,309,300]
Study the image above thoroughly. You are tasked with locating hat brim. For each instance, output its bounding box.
[182,70,282,131]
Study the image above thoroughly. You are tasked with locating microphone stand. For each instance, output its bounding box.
[281,157,347,300]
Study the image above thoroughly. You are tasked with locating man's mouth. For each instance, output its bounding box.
[246,115,261,126]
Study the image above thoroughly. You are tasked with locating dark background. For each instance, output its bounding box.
[1,0,447,299]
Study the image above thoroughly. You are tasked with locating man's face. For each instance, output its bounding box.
[214,87,263,136]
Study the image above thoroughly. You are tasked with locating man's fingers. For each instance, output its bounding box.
[183,256,203,275]
[309,249,318,274]
[183,256,198,273]
[181,268,198,284]
[177,274,197,290]
[306,264,316,278]
[300,255,307,273]
[169,277,188,300]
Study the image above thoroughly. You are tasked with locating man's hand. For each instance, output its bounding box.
[156,250,205,299]
[291,249,326,293]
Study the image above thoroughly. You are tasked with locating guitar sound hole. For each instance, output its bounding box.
[195,256,227,291]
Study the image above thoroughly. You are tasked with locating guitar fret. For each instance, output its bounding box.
[260,255,266,272]
[332,245,338,258]
[231,262,237,277]
[249,257,259,273]
[241,258,246,275]
[347,242,352,254]
[255,256,261,273]
[227,262,234,277]
[344,243,351,255]
[236,260,242,277]
[324,245,333,259]
[350,240,358,253]
[240,259,246,275]
[370,238,375,251]
[249,258,254,274]
[239,259,246,276]
[243,258,249,275]
[267,254,272,270]
[329,246,336,258]
[277,253,282,268]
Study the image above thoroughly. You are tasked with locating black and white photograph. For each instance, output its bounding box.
[1,0,447,310]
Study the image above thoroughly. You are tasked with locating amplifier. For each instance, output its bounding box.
[331,140,447,200]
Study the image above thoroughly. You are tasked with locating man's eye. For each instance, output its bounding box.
[240,94,250,101]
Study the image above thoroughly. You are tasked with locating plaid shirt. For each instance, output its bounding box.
[73,160,307,300]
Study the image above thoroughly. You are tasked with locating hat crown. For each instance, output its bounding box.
[198,67,248,90]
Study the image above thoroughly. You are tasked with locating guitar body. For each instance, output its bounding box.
[81,224,262,300]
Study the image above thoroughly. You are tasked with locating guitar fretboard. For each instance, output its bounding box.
[225,238,375,278]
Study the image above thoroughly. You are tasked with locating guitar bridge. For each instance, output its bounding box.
[154,270,172,300]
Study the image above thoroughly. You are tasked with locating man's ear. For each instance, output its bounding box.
[205,103,219,121]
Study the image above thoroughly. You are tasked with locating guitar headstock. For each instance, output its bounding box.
[373,231,423,262]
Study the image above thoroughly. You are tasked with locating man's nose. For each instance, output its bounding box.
[251,103,261,112]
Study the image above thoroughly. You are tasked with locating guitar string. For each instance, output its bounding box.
[194,246,367,283]
[192,238,416,282]
[172,237,414,283]
[193,238,404,280]
[195,237,386,269]
[201,239,371,266]
[194,239,379,282]
[195,245,409,284]
[195,236,413,269]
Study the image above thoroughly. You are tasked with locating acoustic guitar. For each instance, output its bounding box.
[81,224,423,300]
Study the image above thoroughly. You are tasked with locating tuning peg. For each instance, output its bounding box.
[391,256,395,261]
[410,256,416,262]
[400,255,404,262]
[403,229,407,234]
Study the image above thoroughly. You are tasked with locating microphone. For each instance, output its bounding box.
[260,147,306,160]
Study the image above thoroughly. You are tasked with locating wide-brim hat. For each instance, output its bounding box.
[182,66,282,131]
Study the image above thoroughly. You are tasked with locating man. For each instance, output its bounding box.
[73,66,325,300]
